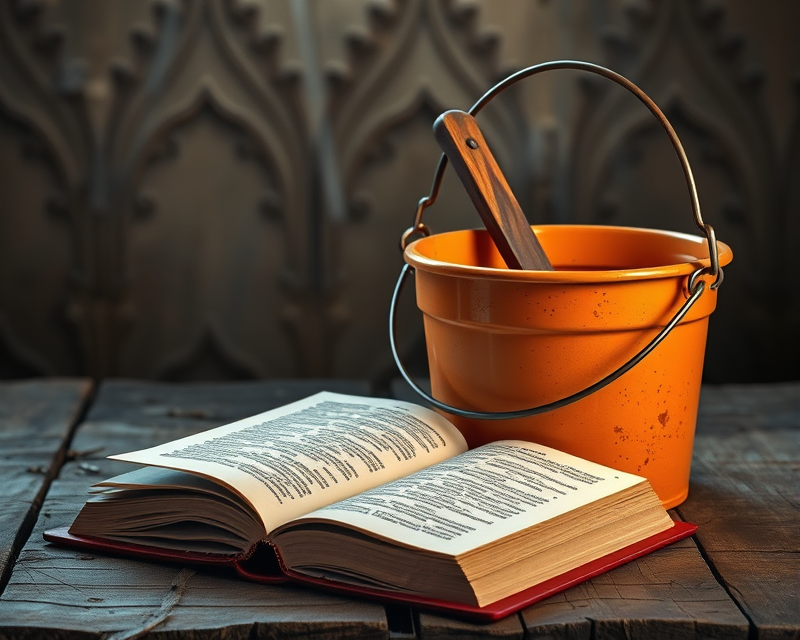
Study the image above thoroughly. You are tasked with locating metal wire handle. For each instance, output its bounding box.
[401,60,721,285]
[390,60,725,420]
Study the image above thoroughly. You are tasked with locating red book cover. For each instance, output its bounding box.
[44,521,697,621]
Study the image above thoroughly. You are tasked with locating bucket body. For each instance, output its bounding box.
[405,224,733,509]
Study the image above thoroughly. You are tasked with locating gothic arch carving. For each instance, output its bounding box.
[0,0,797,383]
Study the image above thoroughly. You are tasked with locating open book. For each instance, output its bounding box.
[46,392,695,620]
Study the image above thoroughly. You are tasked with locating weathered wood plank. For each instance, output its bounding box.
[0,379,92,594]
[418,522,747,640]
[416,611,525,639]
[678,383,800,640]
[519,543,748,640]
[0,380,389,640]
[695,382,800,432]
[4,380,796,639]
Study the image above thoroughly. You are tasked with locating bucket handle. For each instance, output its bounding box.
[390,60,725,420]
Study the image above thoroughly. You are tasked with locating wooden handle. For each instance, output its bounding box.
[433,110,553,271]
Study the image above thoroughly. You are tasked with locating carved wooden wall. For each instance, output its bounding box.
[1,0,798,384]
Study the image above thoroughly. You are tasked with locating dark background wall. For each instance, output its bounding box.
[1,0,798,386]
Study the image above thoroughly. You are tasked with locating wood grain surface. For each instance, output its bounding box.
[434,110,553,271]
[0,380,388,640]
[0,379,92,593]
[518,536,748,640]
[0,379,797,639]
[677,383,800,640]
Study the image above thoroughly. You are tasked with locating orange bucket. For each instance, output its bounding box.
[403,225,731,508]
[391,62,733,509]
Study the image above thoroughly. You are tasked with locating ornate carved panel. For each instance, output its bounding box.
[0,107,74,377]
[563,0,800,382]
[0,0,797,384]
[325,0,527,380]
[116,1,311,379]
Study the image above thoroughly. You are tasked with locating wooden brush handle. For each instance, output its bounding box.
[434,110,553,271]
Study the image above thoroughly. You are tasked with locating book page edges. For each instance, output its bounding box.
[44,521,696,621]
[43,526,287,583]
[267,521,698,621]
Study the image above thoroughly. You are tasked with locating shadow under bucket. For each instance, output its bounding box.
[404,224,733,509]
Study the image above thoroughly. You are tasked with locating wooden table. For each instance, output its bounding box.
[0,379,797,640]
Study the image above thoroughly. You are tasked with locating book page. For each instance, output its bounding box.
[90,467,256,511]
[286,440,649,556]
[109,392,468,533]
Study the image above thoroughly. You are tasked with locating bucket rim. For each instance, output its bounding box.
[404,224,733,283]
